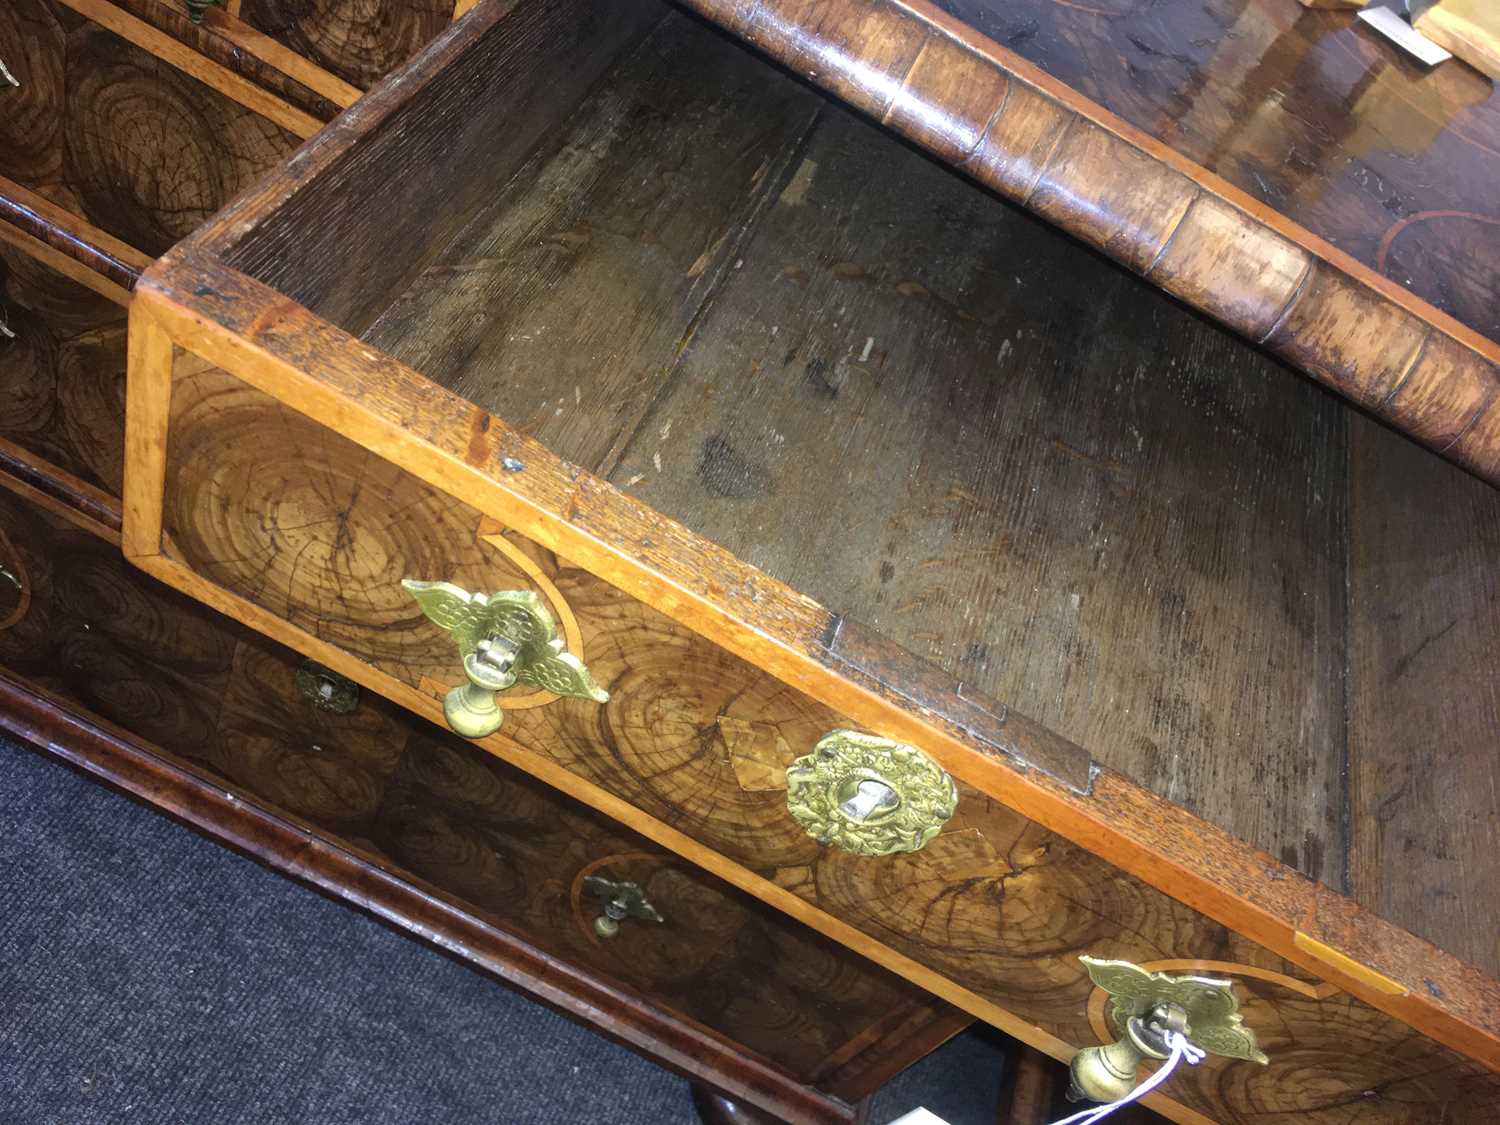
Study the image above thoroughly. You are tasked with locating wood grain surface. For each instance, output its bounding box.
[0,242,128,497]
[364,20,822,476]
[928,0,1500,339]
[571,56,1344,884]
[0,487,237,752]
[0,0,301,256]
[222,0,661,335]
[0,485,955,1121]
[135,236,1500,1100]
[671,0,1500,485]
[1348,412,1500,979]
[365,18,1349,880]
[236,0,453,89]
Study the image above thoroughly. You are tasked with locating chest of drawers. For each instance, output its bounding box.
[115,0,1500,1121]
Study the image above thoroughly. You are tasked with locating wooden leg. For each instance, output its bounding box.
[998,1044,1058,1124]
[691,1083,787,1124]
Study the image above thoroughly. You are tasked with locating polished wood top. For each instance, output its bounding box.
[939,0,1500,343]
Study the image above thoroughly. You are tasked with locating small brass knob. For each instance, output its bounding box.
[184,0,220,23]
[1068,956,1268,1104]
[583,874,663,938]
[403,581,608,739]
[785,731,957,857]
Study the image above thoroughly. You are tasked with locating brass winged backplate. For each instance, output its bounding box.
[583,874,664,938]
[402,580,608,738]
[1068,955,1268,1103]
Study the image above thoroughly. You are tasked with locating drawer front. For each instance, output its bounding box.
[378,726,961,1090]
[0,0,300,257]
[0,482,954,1107]
[0,242,126,499]
[145,360,1500,1124]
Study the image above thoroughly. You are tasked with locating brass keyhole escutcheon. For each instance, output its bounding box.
[835,776,901,822]
[404,581,608,739]
[295,658,360,714]
[785,731,957,857]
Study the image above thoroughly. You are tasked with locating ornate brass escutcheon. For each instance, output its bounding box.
[583,874,664,938]
[403,580,608,739]
[295,658,360,714]
[1068,956,1269,1104]
[784,730,957,857]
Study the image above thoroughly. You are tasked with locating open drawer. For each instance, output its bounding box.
[123,0,1500,1121]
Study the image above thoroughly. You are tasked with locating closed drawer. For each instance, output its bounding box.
[0,481,960,1122]
[0,239,127,503]
[0,0,302,257]
[125,1,1500,1122]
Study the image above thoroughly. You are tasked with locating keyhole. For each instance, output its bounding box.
[836,777,900,822]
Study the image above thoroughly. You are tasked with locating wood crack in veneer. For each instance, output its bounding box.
[674,0,1500,487]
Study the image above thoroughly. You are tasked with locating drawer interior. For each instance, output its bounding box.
[211,1,1500,979]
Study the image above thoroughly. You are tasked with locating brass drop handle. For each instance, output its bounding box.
[1068,956,1269,1104]
[0,564,20,590]
[0,59,16,89]
[785,730,957,856]
[403,580,608,739]
[583,874,664,938]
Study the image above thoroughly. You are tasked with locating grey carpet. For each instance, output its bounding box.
[0,736,1009,1124]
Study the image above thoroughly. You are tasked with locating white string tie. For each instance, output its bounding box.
[1046,1031,1206,1125]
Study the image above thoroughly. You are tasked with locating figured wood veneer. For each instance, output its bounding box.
[235,0,454,90]
[0,241,128,501]
[0,0,304,256]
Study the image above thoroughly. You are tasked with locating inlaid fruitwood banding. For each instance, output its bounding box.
[674,0,1500,485]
